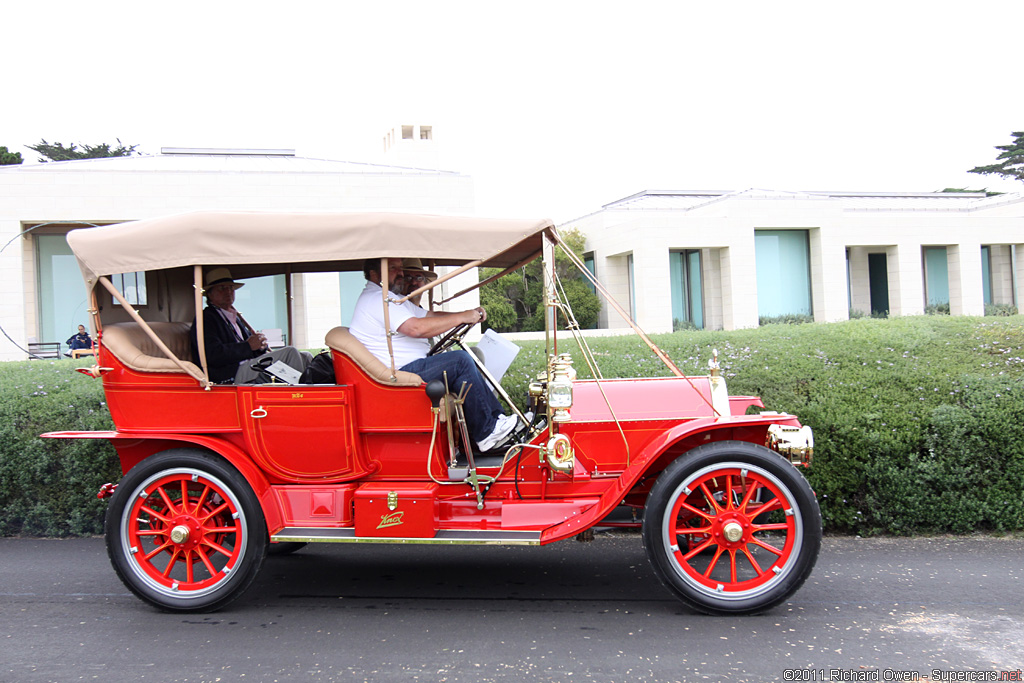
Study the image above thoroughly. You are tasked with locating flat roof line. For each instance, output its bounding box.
[160,147,296,156]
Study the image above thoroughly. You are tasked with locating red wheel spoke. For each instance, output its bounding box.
[193,485,211,516]
[751,536,784,556]
[738,481,759,513]
[139,505,172,525]
[702,545,726,577]
[679,501,714,523]
[748,496,783,516]
[196,546,219,577]
[184,549,194,584]
[136,529,166,538]
[180,480,189,512]
[753,522,790,532]
[681,537,714,561]
[161,548,182,577]
[728,549,738,583]
[156,485,179,516]
[205,525,238,534]
[724,475,734,510]
[199,502,230,524]
[202,538,234,558]
[675,524,712,536]
[741,545,764,575]
[144,541,173,561]
[698,482,723,513]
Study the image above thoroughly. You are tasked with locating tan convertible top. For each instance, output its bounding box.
[67,211,554,285]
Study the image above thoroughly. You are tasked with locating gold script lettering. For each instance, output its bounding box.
[377,511,404,530]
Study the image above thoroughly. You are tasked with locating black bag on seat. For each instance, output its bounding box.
[299,352,335,384]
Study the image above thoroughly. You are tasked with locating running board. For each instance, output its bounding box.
[272,527,542,546]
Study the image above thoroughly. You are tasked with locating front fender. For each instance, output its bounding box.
[539,413,805,544]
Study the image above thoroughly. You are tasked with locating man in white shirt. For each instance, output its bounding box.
[350,258,518,452]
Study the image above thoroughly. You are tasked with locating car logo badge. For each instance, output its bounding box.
[377,511,404,529]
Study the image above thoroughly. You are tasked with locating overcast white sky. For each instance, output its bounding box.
[5,0,1023,222]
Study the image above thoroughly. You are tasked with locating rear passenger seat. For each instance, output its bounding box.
[101,322,202,375]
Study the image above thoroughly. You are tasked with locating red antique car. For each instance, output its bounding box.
[46,211,819,614]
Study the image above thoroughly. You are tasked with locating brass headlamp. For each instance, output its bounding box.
[547,353,575,423]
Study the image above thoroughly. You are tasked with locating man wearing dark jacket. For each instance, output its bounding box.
[190,267,311,384]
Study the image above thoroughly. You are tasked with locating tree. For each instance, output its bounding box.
[0,146,22,165]
[939,188,1002,197]
[969,131,1024,184]
[479,227,601,333]
[28,138,139,163]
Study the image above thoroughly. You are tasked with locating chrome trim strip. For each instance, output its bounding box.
[271,527,542,546]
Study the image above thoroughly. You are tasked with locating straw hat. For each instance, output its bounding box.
[203,267,244,290]
[401,258,438,283]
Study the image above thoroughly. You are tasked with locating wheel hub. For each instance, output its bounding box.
[170,524,191,545]
[722,521,743,543]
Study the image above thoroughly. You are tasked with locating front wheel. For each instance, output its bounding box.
[642,441,821,615]
[105,449,267,612]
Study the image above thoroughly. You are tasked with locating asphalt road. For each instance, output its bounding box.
[1,533,1022,683]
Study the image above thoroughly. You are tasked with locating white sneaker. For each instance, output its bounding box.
[476,414,518,452]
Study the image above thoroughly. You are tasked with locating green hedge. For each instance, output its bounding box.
[4,315,1024,536]
[501,315,1024,535]
[0,359,117,536]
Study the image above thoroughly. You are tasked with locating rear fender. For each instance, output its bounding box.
[45,431,283,535]
[539,414,803,544]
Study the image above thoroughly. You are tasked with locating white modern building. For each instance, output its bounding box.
[569,189,1024,333]
[0,133,475,361]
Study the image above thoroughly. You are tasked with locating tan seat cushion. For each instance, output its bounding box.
[325,327,423,386]
[101,322,202,375]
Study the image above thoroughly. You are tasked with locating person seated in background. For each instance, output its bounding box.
[190,267,312,384]
[349,257,518,452]
[65,324,92,357]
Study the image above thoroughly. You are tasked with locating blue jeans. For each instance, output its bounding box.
[401,351,503,442]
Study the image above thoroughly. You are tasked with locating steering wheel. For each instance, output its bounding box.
[427,322,473,356]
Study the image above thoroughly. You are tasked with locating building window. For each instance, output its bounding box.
[868,253,890,316]
[627,253,636,320]
[754,230,812,319]
[420,126,432,140]
[402,125,414,140]
[670,250,704,329]
[583,253,596,294]
[923,246,949,307]
[35,234,90,343]
[981,245,992,305]
[233,274,288,333]
[338,270,366,327]
[110,271,148,307]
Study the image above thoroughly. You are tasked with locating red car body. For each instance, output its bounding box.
[46,211,820,614]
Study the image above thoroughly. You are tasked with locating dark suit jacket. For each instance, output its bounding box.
[190,306,262,383]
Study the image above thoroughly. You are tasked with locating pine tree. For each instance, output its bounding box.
[969,131,1024,184]
[28,138,139,163]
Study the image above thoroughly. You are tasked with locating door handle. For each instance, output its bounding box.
[250,406,268,419]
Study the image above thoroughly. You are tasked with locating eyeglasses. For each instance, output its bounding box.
[404,274,427,283]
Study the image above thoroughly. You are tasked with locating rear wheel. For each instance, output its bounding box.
[105,449,267,612]
[642,440,821,614]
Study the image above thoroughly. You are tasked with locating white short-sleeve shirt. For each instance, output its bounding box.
[349,281,429,368]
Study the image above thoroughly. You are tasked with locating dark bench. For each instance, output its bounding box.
[28,341,62,359]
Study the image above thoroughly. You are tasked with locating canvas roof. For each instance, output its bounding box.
[67,211,554,285]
